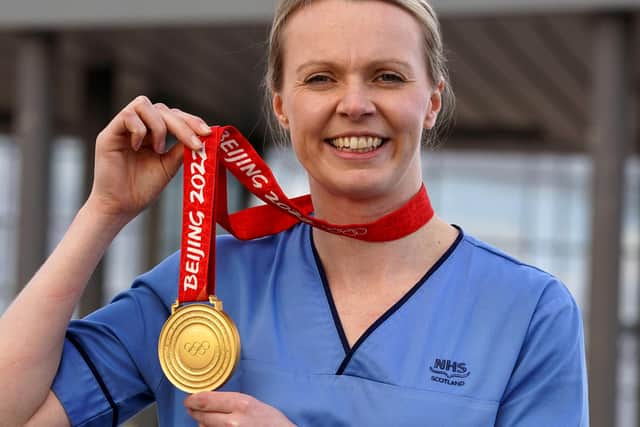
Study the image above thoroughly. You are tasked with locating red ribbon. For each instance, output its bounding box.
[178,126,434,303]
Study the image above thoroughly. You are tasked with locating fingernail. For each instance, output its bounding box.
[200,123,212,135]
[191,135,203,150]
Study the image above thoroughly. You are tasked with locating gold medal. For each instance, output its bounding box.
[158,296,240,393]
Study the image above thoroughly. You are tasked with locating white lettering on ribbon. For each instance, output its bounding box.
[183,146,208,292]
[221,136,269,189]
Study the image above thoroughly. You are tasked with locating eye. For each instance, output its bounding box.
[375,72,405,83]
[304,74,334,85]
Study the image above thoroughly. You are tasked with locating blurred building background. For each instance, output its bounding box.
[0,0,638,426]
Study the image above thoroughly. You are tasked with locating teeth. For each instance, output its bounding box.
[330,136,383,152]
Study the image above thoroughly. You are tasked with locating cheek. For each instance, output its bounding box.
[290,138,320,179]
[381,90,430,132]
[287,96,332,140]
[287,86,335,120]
[405,97,432,133]
[391,108,427,139]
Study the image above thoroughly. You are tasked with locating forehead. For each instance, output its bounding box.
[281,0,424,68]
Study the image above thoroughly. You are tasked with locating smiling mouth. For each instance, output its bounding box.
[325,136,387,153]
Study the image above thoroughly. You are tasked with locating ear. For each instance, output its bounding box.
[272,91,290,129]
[423,79,444,130]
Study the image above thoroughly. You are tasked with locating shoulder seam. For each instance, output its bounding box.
[461,237,554,278]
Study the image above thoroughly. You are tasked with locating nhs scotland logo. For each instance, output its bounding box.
[429,358,470,387]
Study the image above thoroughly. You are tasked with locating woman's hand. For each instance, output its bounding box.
[87,95,210,222]
[185,392,296,427]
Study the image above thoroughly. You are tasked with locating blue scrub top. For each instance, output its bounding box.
[52,224,589,426]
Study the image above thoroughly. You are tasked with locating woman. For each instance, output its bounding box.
[0,0,588,426]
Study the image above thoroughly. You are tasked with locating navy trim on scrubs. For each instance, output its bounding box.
[66,332,119,427]
[310,225,464,375]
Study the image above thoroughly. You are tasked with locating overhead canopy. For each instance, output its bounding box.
[0,12,639,153]
[1,0,639,29]
[431,0,640,15]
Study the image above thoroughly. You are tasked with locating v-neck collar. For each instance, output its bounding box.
[309,225,464,375]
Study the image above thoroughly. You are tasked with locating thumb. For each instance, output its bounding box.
[161,143,186,181]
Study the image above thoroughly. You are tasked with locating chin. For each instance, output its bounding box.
[328,179,394,202]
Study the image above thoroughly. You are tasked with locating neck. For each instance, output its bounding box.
[308,181,423,226]
[312,214,458,294]
[308,177,458,293]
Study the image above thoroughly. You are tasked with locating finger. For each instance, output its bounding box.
[121,111,147,151]
[185,391,252,413]
[188,408,240,427]
[155,104,203,152]
[98,104,145,149]
[171,108,212,136]
[159,140,185,181]
[131,96,167,153]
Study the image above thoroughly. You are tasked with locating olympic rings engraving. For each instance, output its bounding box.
[320,225,368,236]
[184,341,211,356]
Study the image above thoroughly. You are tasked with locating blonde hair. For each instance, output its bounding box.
[263,0,455,145]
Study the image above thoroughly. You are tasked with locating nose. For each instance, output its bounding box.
[336,80,375,121]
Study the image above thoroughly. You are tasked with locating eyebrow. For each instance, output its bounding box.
[296,59,414,74]
[296,61,334,74]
